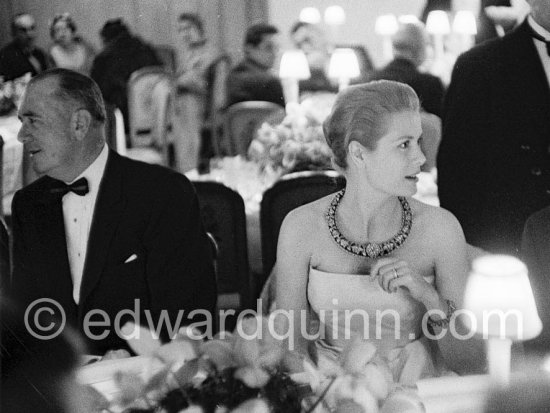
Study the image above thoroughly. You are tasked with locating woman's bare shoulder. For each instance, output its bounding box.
[281,193,335,230]
[409,199,464,241]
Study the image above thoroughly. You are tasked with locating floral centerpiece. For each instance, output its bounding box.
[248,94,336,175]
[80,315,414,413]
[0,73,31,115]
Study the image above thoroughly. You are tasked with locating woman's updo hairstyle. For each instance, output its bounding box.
[323,80,419,169]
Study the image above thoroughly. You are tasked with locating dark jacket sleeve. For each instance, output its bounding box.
[143,172,217,334]
[437,51,491,246]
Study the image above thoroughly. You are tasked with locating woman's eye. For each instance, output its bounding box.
[399,141,410,149]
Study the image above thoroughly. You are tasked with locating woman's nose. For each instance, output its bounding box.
[413,143,426,167]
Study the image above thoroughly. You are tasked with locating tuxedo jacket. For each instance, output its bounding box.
[521,206,550,354]
[369,57,445,118]
[437,21,550,255]
[11,150,217,354]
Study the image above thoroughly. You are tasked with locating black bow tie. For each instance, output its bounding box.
[49,177,89,196]
[528,24,550,56]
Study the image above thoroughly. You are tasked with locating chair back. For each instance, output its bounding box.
[127,66,174,165]
[205,54,231,157]
[154,44,177,73]
[193,181,252,312]
[260,170,346,286]
[224,101,285,156]
[420,112,441,172]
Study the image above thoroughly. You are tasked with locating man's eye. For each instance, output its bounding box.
[399,141,409,149]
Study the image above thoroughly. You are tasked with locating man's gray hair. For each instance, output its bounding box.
[29,68,107,123]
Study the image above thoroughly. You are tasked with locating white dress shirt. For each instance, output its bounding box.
[63,144,109,304]
[528,16,550,89]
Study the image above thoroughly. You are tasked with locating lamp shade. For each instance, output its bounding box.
[324,5,346,26]
[375,14,398,36]
[279,50,311,80]
[463,255,542,341]
[299,7,321,24]
[328,48,360,80]
[426,10,451,35]
[453,10,477,35]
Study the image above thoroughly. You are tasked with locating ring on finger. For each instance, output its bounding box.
[392,268,399,279]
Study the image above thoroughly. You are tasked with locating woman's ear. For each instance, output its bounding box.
[71,109,92,141]
[348,140,365,167]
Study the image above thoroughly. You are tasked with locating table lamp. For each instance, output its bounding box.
[299,7,321,24]
[324,5,346,41]
[463,255,542,386]
[452,10,477,52]
[426,10,451,60]
[375,14,398,63]
[328,48,360,91]
[279,50,310,106]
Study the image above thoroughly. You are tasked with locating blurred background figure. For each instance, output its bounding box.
[174,13,219,173]
[290,21,338,93]
[90,18,161,133]
[226,23,284,107]
[479,0,531,43]
[48,13,95,75]
[369,20,444,118]
[0,13,50,81]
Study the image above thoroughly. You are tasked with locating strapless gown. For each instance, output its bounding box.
[308,267,444,385]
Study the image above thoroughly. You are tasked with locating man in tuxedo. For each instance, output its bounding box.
[0,13,49,81]
[10,68,217,354]
[437,0,550,255]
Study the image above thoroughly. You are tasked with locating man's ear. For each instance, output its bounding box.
[348,140,365,167]
[71,109,92,141]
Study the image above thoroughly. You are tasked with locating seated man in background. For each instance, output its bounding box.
[11,69,217,355]
[369,21,444,118]
[290,21,338,94]
[0,13,50,81]
[90,18,161,133]
[226,23,284,107]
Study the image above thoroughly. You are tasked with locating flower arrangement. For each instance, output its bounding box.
[81,316,404,413]
[248,95,336,175]
[0,73,31,115]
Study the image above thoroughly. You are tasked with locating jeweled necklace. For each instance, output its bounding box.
[326,189,412,258]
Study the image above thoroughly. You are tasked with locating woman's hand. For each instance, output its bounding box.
[371,257,438,307]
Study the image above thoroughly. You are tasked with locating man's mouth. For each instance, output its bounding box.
[28,149,41,157]
[405,174,419,182]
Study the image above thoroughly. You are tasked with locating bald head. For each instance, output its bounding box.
[391,22,428,67]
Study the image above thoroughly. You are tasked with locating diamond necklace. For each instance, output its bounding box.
[326,189,412,258]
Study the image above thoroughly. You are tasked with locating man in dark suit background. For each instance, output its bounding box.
[226,23,285,107]
[0,13,50,81]
[369,20,444,118]
[10,68,217,354]
[437,0,550,255]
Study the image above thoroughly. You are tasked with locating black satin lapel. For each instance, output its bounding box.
[79,151,126,308]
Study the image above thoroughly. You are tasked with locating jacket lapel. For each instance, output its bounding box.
[78,151,126,311]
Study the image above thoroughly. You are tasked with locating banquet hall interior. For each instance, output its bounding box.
[2,0,550,412]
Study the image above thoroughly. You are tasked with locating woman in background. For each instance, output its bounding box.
[48,13,95,75]
[274,80,485,384]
